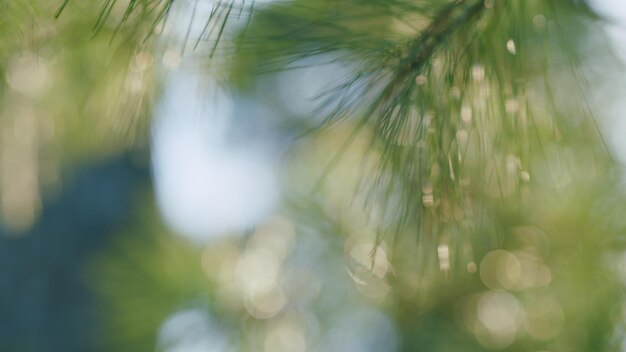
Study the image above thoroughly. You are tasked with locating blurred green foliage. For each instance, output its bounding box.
[0,0,159,230]
[1,0,626,351]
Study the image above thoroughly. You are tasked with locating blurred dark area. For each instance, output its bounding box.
[0,154,149,352]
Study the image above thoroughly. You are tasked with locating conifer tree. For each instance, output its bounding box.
[2,1,626,351]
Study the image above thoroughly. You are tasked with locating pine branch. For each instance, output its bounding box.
[229,0,617,281]
[403,0,485,75]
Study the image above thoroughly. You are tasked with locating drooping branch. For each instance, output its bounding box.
[403,0,486,74]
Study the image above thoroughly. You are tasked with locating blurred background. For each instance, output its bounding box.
[2,0,626,351]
